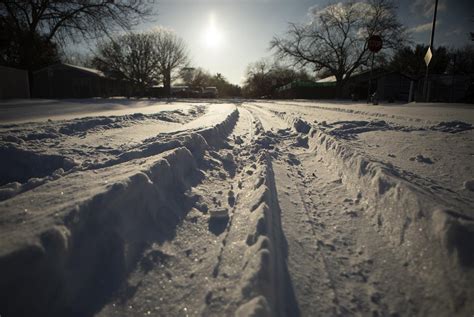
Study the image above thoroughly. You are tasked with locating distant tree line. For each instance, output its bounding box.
[390,44,474,78]
[179,68,241,98]
[242,59,311,98]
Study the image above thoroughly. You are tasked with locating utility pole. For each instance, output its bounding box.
[423,0,439,102]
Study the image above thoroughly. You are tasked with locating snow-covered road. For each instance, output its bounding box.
[0,99,473,316]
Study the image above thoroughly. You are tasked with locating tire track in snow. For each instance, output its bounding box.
[245,104,384,315]
[97,107,261,317]
[274,148,390,316]
[293,170,343,315]
[209,107,258,279]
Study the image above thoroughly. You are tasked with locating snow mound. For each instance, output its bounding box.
[0,109,196,141]
[0,145,77,186]
[0,109,240,316]
[0,146,203,316]
[95,108,239,168]
[430,120,473,133]
[306,123,474,312]
[0,107,238,201]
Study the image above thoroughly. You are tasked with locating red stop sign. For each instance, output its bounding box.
[368,35,383,53]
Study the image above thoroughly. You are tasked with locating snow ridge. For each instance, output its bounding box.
[236,152,292,317]
[304,122,474,313]
[93,108,239,169]
[0,109,239,316]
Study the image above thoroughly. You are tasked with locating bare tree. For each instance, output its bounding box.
[242,59,273,98]
[92,29,189,96]
[0,0,153,71]
[242,58,311,98]
[154,29,189,97]
[179,67,212,89]
[271,0,405,96]
[92,33,160,93]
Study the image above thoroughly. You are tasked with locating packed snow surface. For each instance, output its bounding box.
[0,99,473,316]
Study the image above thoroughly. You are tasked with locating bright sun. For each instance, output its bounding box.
[203,13,222,49]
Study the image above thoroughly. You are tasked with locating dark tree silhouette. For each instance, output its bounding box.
[93,30,188,96]
[242,59,311,98]
[390,45,450,78]
[179,67,241,97]
[92,33,160,93]
[271,0,405,97]
[446,45,474,75]
[180,67,211,90]
[208,73,241,97]
[0,23,60,69]
[154,29,189,97]
[0,0,153,85]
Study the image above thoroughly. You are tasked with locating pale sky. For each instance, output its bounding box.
[132,0,473,85]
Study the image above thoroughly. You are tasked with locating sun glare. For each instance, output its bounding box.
[203,12,222,49]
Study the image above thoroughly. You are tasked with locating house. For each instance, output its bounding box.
[422,74,473,103]
[32,63,129,99]
[275,80,336,99]
[276,70,414,102]
[342,69,414,102]
[0,65,30,99]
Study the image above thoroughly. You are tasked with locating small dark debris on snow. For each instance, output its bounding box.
[409,154,433,164]
[464,180,474,191]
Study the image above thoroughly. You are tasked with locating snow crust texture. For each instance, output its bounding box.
[0,100,473,316]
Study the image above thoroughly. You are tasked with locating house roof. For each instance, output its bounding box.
[0,65,27,72]
[34,63,106,78]
[316,76,337,83]
[315,68,415,84]
[63,63,106,77]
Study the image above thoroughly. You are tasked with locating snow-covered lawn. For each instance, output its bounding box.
[0,99,473,316]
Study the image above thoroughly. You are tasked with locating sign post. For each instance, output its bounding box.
[367,35,383,104]
[423,0,439,102]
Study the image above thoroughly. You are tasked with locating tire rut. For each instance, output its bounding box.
[97,108,258,317]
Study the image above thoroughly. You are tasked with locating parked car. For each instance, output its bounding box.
[202,86,218,98]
